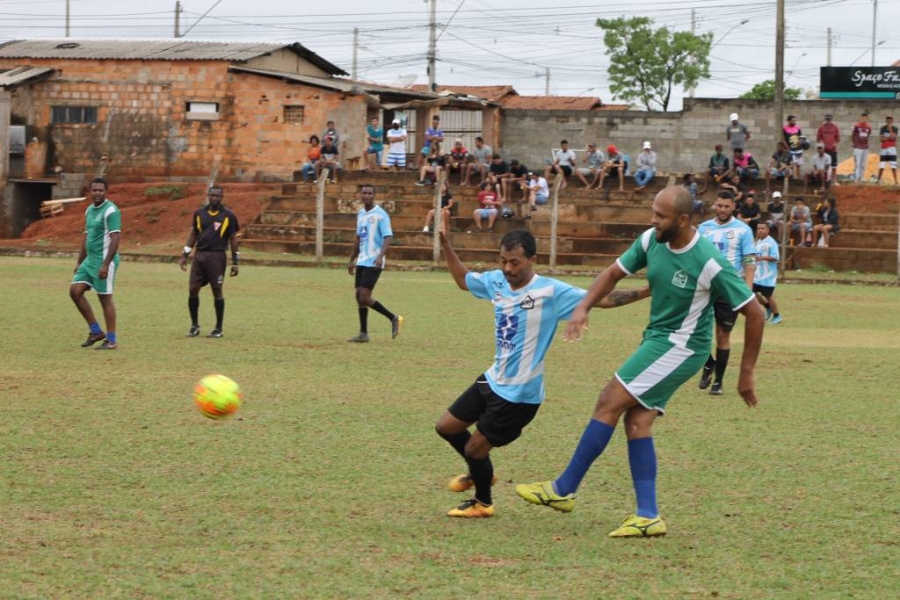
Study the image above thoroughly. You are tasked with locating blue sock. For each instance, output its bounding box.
[89,322,102,334]
[628,437,658,519]
[553,419,615,496]
[107,332,117,344]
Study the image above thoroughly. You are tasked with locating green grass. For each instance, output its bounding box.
[1,257,898,599]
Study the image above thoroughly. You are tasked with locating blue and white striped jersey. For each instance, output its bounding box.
[355,205,393,267]
[754,236,780,287]
[697,217,756,276]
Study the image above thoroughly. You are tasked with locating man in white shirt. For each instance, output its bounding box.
[462,136,493,187]
[634,141,658,190]
[525,171,550,217]
[386,119,408,171]
[543,139,577,188]
[806,142,833,194]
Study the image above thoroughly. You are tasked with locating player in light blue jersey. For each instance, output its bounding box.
[347,184,403,342]
[753,220,782,324]
[516,187,764,537]
[435,229,649,518]
[696,189,757,395]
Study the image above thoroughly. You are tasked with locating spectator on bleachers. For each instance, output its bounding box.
[417,115,444,169]
[322,120,340,147]
[386,119,408,171]
[365,116,384,170]
[701,144,730,193]
[422,179,455,236]
[737,190,761,235]
[816,113,840,184]
[851,111,872,183]
[525,171,550,216]
[415,145,446,186]
[462,136,492,186]
[596,145,626,194]
[719,174,746,206]
[811,197,840,248]
[574,142,605,188]
[544,139,578,189]
[726,113,751,151]
[634,141,658,190]
[300,135,321,183]
[782,115,805,179]
[683,173,705,223]
[487,153,511,200]
[726,147,760,183]
[806,143,833,194]
[503,159,530,204]
[877,115,898,185]
[790,198,813,246]
[765,141,793,197]
[754,220,781,324]
[470,181,502,233]
[314,136,340,183]
[446,139,469,185]
[767,191,785,231]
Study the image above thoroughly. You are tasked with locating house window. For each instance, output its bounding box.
[284,105,305,124]
[51,106,98,124]
[185,101,220,121]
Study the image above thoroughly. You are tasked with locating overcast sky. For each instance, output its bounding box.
[1,0,898,110]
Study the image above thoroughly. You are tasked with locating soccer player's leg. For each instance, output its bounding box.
[71,266,105,347]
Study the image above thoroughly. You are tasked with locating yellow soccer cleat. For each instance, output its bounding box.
[514,481,575,513]
[447,498,494,518]
[447,473,498,493]
[391,315,404,339]
[608,514,667,538]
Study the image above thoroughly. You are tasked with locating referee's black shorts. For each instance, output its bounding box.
[190,251,226,289]
[448,374,540,448]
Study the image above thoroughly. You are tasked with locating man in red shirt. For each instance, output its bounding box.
[877,115,898,184]
[816,114,840,185]
[851,111,872,183]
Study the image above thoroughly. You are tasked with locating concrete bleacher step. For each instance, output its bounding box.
[788,246,897,272]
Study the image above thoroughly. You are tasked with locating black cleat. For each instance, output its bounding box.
[81,331,106,347]
[207,329,223,338]
[709,382,723,396]
[95,340,118,350]
[698,366,713,390]
[186,325,201,338]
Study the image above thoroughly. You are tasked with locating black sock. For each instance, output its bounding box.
[465,454,494,506]
[214,298,224,330]
[358,307,369,333]
[773,312,780,317]
[370,301,395,321]
[715,348,731,384]
[188,296,199,326]
[437,429,471,460]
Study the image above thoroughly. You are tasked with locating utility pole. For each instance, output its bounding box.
[827,27,832,66]
[427,0,437,91]
[65,0,70,37]
[352,27,358,80]
[174,1,182,38]
[775,0,786,277]
[688,9,696,98]
[871,0,878,66]
[545,67,550,95]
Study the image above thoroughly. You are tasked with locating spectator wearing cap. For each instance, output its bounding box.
[543,140,577,188]
[502,159,530,204]
[417,114,444,169]
[462,136,492,186]
[702,144,730,193]
[386,118,408,171]
[737,190,761,236]
[446,139,469,185]
[365,116,384,170]
[322,120,340,147]
[767,191,785,231]
[816,114,841,183]
[851,111,872,183]
[876,115,898,184]
[633,141,658,190]
[596,144,626,195]
[782,115,805,179]
[726,113,751,152]
[314,135,340,183]
[806,142,833,194]
[574,142,605,188]
[525,171,550,215]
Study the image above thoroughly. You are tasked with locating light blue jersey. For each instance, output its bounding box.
[697,217,756,275]
[465,270,586,405]
[754,236,780,287]
[355,205,393,267]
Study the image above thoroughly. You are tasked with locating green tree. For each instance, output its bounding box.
[596,16,712,112]
[739,80,802,100]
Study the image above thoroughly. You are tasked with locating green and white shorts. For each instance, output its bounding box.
[615,338,707,414]
[72,261,118,295]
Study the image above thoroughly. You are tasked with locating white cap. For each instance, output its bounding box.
[730,113,739,121]
[772,191,782,198]
[642,141,652,149]
[392,118,400,124]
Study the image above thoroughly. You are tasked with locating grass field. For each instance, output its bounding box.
[1,257,898,599]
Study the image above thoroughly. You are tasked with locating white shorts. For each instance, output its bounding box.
[386,152,406,167]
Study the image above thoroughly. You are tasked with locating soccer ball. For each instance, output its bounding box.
[193,374,242,420]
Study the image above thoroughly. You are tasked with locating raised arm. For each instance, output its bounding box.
[439,232,469,290]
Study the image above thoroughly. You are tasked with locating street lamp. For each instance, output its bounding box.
[711,19,750,50]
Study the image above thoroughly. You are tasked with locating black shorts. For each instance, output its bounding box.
[354,265,382,290]
[448,375,540,448]
[713,297,738,332]
[190,251,226,289]
[559,165,573,176]
[752,284,775,299]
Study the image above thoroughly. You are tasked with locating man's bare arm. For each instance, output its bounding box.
[595,286,650,309]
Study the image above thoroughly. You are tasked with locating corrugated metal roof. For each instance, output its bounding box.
[409,84,517,103]
[0,65,54,88]
[0,39,347,74]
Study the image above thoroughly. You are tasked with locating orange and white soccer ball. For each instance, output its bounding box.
[193,374,242,419]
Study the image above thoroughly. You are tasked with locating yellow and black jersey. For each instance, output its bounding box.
[193,207,240,252]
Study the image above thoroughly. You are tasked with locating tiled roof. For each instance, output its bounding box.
[409,84,516,103]
[501,96,613,111]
